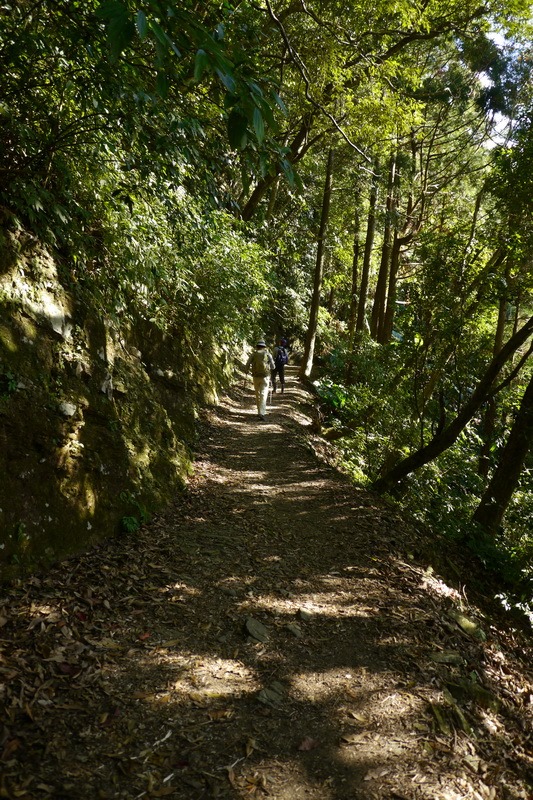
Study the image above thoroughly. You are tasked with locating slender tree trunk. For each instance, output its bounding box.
[372,315,533,493]
[371,153,396,339]
[347,199,361,342]
[513,296,520,336]
[266,175,280,220]
[301,148,334,378]
[473,371,533,535]
[463,189,483,269]
[327,285,335,314]
[478,293,508,477]
[380,231,401,342]
[356,164,379,333]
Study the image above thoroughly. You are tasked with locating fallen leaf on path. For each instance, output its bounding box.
[430,650,464,665]
[341,732,365,745]
[246,737,259,757]
[348,711,368,723]
[148,786,176,797]
[364,767,390,780]
[208,708,233,721]
[86,636,122,649]
[226,767,238,788]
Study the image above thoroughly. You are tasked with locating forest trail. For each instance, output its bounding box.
[1,368,531,800]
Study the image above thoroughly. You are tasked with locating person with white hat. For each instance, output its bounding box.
[246,340,275,421]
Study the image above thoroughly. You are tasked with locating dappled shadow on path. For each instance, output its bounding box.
[1,368,531,799]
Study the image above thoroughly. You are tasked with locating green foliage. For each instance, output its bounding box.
[95,0,287,164]
[0,371,17,397]
[120,515,141,533]
[119,490,149,532]
[0,0,277,361]
[316,320,533,600]
[315,338,417,481]
[1,0,532,605]
[316,379,348,412]
[498,470,533,591]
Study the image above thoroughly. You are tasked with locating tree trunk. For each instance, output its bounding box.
[380,230,401,342]
[327,285,335,314]
[473,371,533,534]
[371,153,396,339]
[379,137,415,343]
[301,148,334,378]
[372,315,533,493]
[356,164,379,333]
[346,198,361,342]
[478,293,508,477]
[266,175,280,220]
[241,113,316,221]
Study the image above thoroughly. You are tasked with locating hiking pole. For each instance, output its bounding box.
[268,378,273,407]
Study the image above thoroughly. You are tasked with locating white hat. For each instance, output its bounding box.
[256,340,266,347]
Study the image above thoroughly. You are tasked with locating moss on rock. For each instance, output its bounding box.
[0,231,225,582]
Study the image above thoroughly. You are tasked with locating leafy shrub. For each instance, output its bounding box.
[0,371,17,396]
[121,516,141,534]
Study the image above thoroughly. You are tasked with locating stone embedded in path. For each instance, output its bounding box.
[447,609,486,641]
[256,681,285,708]
[285,623,303,638]
[245,616,270,643]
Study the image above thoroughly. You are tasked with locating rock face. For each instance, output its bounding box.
[0,230,228,580]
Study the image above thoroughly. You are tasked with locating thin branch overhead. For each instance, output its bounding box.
[263,0,372,163]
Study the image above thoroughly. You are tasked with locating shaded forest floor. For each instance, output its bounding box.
[1,368,532,800]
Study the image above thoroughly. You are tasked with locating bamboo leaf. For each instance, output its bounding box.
[253,107,265,143]
[227,109,248,150]
[97,0,135,59]
[272,90,288,115]
[156,72,169,98]
[148,18,182,57]
[193,49,209,82]
[135,10,148,39]
[216,68,236,94]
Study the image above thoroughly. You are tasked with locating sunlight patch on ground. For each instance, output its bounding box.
[241,594,321,615]
[244,590,374,619]
[170,581,201,596]
[111,651,258,708]
[24,603,57,620]
[202,466,267,484]
[290,669,359,703]
[167,654,258,705]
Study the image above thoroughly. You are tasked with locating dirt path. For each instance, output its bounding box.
[1,369,531,800]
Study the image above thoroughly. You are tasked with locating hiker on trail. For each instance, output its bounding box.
[271,338,289,394]
[246,340,275,421]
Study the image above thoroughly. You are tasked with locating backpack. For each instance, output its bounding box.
[251,349,270,377]
[275,346,288,368]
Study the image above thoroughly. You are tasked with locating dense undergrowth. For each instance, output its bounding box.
[313,339,533,612]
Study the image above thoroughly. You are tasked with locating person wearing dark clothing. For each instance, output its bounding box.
[271,338,289,393]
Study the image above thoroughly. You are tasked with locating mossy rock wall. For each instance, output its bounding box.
[0,230,229,581]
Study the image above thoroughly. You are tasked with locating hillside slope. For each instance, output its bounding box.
[0,229,229,578]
